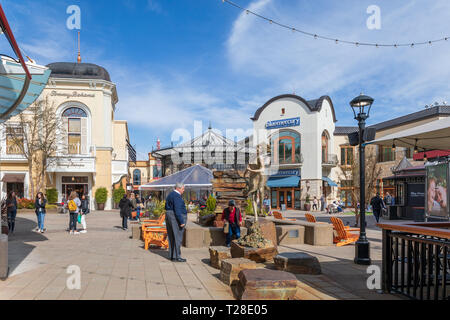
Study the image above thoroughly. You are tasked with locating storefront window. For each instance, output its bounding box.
[271,190,277,209]
[271,131,301,164]
[133,169,142,185]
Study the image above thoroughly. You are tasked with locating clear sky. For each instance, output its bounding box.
[1,0,449,159]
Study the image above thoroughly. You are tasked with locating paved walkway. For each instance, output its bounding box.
[0,210,404,300]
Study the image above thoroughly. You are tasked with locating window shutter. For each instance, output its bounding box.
[62,118,69,154]
[81,118,88,154]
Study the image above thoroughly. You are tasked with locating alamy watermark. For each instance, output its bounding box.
[66,265,81,290]
[66,5,81,30]
[366,265,381,290]
[367,5,381,30]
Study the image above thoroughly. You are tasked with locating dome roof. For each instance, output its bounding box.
[46,62,111,82]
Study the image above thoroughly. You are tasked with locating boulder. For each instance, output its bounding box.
[235,269,298,300]
[230,240,278,263]
[199,214,216,226]
[274,252,321,275]
[209,246,231,269]
[220,258,264,286]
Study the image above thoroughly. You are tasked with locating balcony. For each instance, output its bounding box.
[322,154,338,167]
[274,154,304,169]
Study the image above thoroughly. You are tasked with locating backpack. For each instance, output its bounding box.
[68,199,77,212]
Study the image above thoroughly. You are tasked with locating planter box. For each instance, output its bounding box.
[230,240,278,263]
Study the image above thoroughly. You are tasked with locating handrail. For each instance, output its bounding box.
[378,221,450,239]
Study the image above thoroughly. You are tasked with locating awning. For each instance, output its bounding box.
[267,176,300,188]
[322,177,338,187]
[1,173,25,183]
[368,117,450,151]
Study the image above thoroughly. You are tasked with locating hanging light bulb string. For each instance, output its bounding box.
[222,0,449,48]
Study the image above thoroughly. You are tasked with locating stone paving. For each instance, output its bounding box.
[0,210,404,300]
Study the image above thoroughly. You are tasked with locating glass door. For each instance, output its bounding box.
[279,191,285,209]
[286,190,293,209]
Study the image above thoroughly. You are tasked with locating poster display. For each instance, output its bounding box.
[425,162,449,219]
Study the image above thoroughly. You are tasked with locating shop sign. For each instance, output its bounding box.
[265,117,300,130]
[50,91,95,99]
[272,169,300,177]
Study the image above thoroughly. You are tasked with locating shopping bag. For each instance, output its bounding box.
[77,214,82,224]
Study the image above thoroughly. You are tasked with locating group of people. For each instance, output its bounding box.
[65,192,90,235]
[118,192,144,230]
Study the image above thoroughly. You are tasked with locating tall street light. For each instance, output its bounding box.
[350,93,374,265]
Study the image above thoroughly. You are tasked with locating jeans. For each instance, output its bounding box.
[226,223,241,246]
[136,207,141,220]
[122,215,128,229]
[37,212,46,230]
[7,209,17,233]
[69,212,78,231]
[373,209,381,223]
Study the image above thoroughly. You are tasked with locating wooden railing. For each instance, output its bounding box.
[379,221,449,300]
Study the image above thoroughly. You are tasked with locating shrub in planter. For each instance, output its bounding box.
[46,188,58,204]
[206,195,216,212]
[95,188,108,210]
[113,186,125,206]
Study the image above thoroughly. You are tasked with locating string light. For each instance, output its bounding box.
[222,0,450,48]
[423,153,428,162]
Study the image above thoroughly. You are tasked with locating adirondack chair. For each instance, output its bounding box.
[273,211,296,221]
[330,217,360,247]
[141,213,166,228]
[143,225,168,250]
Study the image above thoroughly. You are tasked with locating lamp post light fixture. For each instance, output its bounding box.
[350,93,374,265]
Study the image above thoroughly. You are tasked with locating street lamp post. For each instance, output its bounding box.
[350,93,374,265]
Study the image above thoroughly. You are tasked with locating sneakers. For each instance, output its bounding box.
[69,230,74,235]
[80,230,87,234]
[73,231,80,235]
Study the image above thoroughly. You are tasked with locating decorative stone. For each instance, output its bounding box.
[209,246,231,269]
[231,240,278,263]
[274,252,322,275]
[220,258,264,286]
[235,269,298,300]
[245,218,278,249]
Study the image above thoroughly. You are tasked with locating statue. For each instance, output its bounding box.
[244,143,270,222]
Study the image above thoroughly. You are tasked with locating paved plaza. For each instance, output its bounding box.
[0,210,403,300]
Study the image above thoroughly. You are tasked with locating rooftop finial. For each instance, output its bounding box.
[77,31,81,63]
[208,121,212,130]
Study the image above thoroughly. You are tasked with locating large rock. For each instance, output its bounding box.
[220,258,264,286]
[274,252,321,275]
[209,246,231,269]
[230,240,278,263]
[235,269,298,300]
[199,214,216,226]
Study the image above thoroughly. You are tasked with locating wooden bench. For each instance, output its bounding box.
[143,225,168,250]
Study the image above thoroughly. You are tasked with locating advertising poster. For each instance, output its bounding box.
[426,163,449,219]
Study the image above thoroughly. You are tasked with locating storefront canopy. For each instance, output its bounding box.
[322,176,338,187]
[139,165,213,191]
[368,117,450,151]
[267,176,300,188]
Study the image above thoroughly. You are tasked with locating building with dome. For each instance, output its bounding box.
[0,61,135,210]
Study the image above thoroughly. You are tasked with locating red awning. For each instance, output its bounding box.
[413,150,450,161]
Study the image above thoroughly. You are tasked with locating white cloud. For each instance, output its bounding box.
[226,0,450,122]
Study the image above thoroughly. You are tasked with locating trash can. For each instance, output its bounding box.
[0,234,8,280]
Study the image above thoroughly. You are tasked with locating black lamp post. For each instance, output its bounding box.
[350,93,374,265]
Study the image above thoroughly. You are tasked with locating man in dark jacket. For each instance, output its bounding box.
[165,183,188,262]
[119,194,132,230]
[222,200,242,247]
[370,193,386,223]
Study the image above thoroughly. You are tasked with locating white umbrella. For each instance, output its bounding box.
[368,117,450,151]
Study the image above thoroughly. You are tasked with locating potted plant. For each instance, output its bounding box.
[95,187,108,211]
[113,186,125,209]
[304,194,311,211]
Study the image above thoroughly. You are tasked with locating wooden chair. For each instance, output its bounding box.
[141,213,166,228]
[143,225,168,250]
[305,213,319,223]
[273,211,296,221]
[329,217,360,247]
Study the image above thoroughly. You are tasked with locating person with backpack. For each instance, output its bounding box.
[79,194,90,234]
[67,191,81,235]
[119,194,132,230]
[35,192,47,233]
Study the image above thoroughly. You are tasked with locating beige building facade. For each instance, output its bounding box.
[0,62,132,210]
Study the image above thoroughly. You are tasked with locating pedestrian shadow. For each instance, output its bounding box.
[6,216,48,277]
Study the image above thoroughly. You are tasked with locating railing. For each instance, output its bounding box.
[322,153,338,166]
[380,222,450,300]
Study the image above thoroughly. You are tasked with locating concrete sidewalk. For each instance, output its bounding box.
[0,211,403,300]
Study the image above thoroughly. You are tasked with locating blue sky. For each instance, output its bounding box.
[1,0,450,159]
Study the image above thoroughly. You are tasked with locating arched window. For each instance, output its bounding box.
[322,131,329,163]
[133,169,141,186]
[271,131,301,164]
[62,107,88,155]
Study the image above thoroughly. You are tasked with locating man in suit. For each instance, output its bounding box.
[165,183,188,262]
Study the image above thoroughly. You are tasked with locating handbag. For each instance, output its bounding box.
[223,221,230,234]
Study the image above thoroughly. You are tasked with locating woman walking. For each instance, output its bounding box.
[80,194,90,233]
[35,192,47,233]
[67,191,81,235]
[119,194,132,230]
[6,191,18,235]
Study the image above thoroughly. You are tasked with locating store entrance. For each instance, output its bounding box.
[62,176,89,200]
[271,188,301,210]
